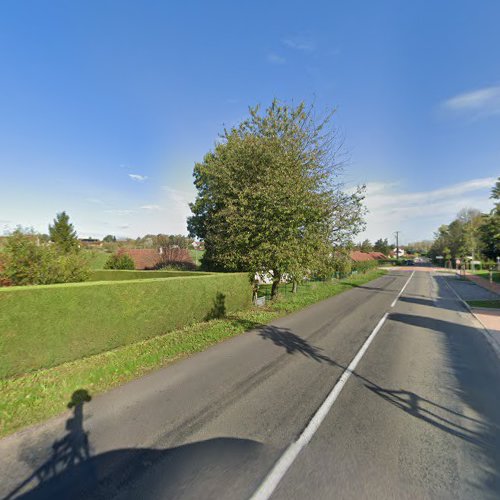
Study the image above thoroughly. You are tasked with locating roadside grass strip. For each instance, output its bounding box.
[0,270,385,438]
[467,300,500,309]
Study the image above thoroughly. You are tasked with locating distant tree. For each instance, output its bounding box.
[49,211,79,253]
[405,240,432,255]
[188,100,365,298]
[103,234,117,243]
[358,239,373,253]
[373,238,391,256]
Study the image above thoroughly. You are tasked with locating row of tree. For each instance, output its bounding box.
[429,178,500,264]
[188,100,366,298]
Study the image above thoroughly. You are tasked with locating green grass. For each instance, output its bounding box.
[88,269,211,281]
[472,270,500,283]
[0,269,385,437]
[189,248,205,268]
[467,299,500,309]
[86,251,111,270]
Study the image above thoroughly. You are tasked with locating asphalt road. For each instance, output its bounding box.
[1,270,499,499]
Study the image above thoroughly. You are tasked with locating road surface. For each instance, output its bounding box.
[1,270,499,499]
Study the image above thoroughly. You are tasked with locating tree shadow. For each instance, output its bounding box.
[258,325,335,365]
[204,292,227,320]
[257,320,500,494]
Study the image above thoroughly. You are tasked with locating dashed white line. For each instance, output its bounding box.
[249,271,415,500]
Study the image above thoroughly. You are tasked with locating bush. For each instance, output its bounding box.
[156,247,196,270]
[0,230,90,286]
[0,273,252,378]
[352,260,380,273]
[104,253,135,270]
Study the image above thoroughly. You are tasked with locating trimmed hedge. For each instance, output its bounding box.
[88,269,211,281]
[0,273,252,378]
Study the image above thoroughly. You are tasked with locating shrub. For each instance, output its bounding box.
[104,253,135,270]
[0,230,90,286]
[352,259,379,273]
[0,273,252,378]
[156,247,196,270]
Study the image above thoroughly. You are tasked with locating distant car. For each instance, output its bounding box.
[405,260,414,266]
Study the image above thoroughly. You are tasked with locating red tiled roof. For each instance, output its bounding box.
[350,251,375,262]
[118,248,162,270]
[369,252,387,259]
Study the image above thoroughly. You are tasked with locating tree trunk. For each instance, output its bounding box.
[292,280,298,293]
[271,271,281,300]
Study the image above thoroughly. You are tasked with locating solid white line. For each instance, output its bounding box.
[390,270,415,307]
[249,312,389,500]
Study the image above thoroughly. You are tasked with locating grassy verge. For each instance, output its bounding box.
[467,299,500,309]
[472,270,500,283]
[0,269,385,438]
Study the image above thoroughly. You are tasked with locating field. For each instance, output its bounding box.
[86,250,110,270]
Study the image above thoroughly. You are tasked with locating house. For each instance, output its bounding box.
[118,248,162,270]
[79,237,102,248]
[390,248,405,258]
[350,251,376,262]
[118,247,196,270]
[368,251,387,260]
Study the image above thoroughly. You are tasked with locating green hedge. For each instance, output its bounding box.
[88,269,211,281]
[352,260,380,273]
[0,273,251,378]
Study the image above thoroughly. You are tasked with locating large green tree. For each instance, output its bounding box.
[188,100,365,298]
[480,177,500,260]
[49,211,79,253]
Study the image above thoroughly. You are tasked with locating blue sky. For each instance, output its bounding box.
[0,1,499,245]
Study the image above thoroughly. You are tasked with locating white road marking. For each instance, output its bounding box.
[250,271,415,500]
[390,270,415,307]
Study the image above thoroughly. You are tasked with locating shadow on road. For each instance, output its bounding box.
[7,388,267,500]
[258,310,500,495]
[258,325,334,364]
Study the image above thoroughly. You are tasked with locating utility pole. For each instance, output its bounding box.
[394,231,400,260]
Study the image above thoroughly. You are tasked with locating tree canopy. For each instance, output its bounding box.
[429,178,500,264]
[188,100,365,298]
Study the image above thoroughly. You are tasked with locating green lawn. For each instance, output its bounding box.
[472,270,500,283]
[189,248,205,267]
[467,299,500,309]
[0,269,385,437]
[86,251,111,270]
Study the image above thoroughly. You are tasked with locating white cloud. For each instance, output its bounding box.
[443,85,500,117]
[359,177,495,243]
[140,204,162,211]
[267,53,286,65]
[282,36,316,52]
[128,173,148,182]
